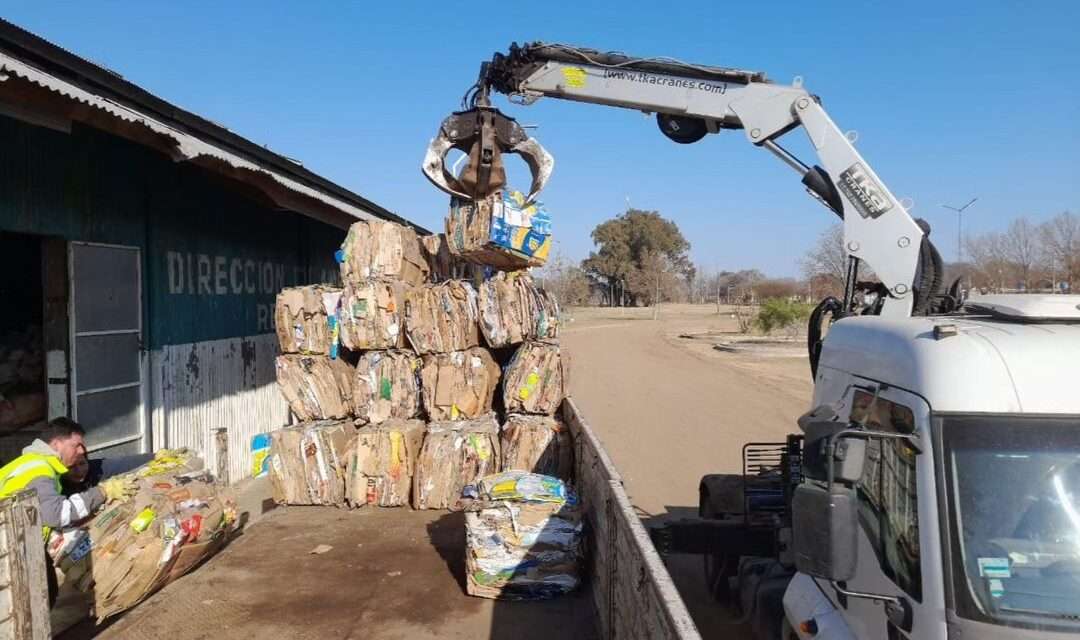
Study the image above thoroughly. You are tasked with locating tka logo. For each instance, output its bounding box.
[838,163,893,219]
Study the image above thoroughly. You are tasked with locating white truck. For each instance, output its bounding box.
[421,43,1080,639]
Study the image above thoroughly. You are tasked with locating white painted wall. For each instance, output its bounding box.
[150,333,290,484]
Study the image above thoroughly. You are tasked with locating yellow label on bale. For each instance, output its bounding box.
[451,404,461,420]
[130,508,156,533]
[561,66,587,88]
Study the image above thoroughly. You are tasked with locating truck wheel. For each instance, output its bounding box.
[700,492,737,601]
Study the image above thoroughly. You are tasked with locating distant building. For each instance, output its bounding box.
[0,19,425,480]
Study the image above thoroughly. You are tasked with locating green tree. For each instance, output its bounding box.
[582,209,694,306]
[754,299,813,335]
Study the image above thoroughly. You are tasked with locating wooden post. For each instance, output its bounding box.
[0,491,51,639]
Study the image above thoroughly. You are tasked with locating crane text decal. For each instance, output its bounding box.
[602,69,728,94]
[838,163,893,219]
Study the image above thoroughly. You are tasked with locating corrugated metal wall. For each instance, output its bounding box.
[152,334,290,484]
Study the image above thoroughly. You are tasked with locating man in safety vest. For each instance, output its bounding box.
[0,417,138,538]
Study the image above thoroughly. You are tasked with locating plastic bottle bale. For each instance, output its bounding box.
[412,415,501,511]
[352,350,422,425]
[337,280,408,351]
[502,341,568,416]
[268,420,353,506]
[274,285,342,355]
[337,219,429,287]
[345,418,426,508]
[420,347,501,421]
[478,271,559,348]
[275,355,355,421]
[464,472,583,600]
[403,280,481,355]
[500,414,573,481]
[446,190,552,270]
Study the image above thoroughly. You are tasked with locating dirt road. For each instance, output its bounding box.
[560,304,812,636]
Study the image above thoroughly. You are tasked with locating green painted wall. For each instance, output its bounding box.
[0,115,344,348]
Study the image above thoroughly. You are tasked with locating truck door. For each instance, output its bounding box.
[834,385,944,640]
[69,242,146,455]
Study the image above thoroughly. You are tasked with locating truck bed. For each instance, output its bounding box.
[57,400,700,640]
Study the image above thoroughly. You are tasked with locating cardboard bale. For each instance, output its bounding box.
[464,472,582,600]
[502,341,567,415]
[345,418,426,508]
[421,233,469,283]
[47,450,238,621]
[275,355,354,421]
[274,285,342,355]
[478,271,559,348]
[352,350,421,425]
[267,420,353,506]
[404,280,480,355]
[500,414,573,481]
[420,347,501,421]
[337,280,408,351]
[412,415,500,510]
[337,219,429,287]
[446,190,552,270]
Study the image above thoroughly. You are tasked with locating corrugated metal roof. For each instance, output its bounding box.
[0,19,426,233]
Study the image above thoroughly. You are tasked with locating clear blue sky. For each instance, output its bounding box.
[4,2,1078,277]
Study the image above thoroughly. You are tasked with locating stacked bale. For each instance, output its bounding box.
[352,350,421,425]
[413,415,501,511]
[345,418,426,508]
[502,340,568,416]
[500,414,573,482]
[420,347,501,421]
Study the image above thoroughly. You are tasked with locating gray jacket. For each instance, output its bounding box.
[21,439,105,529]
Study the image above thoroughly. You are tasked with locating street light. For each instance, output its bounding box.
[941,197,979,263]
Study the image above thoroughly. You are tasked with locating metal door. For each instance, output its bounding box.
[69,242,144,454]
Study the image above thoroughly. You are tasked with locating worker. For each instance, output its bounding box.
[0,417,139,535]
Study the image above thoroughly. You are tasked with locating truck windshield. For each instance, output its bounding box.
[942,415,1080,629]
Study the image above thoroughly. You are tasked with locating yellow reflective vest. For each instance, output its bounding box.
[0,452,69,539]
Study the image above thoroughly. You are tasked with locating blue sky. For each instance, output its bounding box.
[4,2,1078,276]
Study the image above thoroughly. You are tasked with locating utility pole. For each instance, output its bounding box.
[653,270,660,320]
[941,197,979,264]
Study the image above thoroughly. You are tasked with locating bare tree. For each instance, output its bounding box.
[800,224,846,297]
[1039,211,1078,291]
[1001,217,1042,290]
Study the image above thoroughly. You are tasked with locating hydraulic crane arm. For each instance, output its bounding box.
[422,43,942,318]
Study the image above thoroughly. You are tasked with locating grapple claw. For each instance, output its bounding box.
[421,106,553,202]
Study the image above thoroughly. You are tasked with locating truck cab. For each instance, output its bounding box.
[785,295,1080,639]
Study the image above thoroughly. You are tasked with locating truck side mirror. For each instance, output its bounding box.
[801,422,866,484]
[791,482,858,581]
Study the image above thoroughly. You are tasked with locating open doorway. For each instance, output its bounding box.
[0,232,47,435]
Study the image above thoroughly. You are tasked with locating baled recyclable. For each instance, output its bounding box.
[337,280,408,351]
[500,414,573,481]
[477,271,559,348]
[413,415,500,510]
[345,418,425,508]
[446,190,551,270]
[275,355,355,421]
[274,285,342,355]
[403,280,480,354]
[268,420,353,506]
[502,341,567,415]
[352,350,421,424]
[337,219,429,287]
[420,347,501,421]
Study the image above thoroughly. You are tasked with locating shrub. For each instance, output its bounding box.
[755,299,812,335]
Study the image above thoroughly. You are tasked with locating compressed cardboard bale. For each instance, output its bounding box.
[412,415,501,511]
[404,280,481,355]
[464,471,583,600]
[268,420,353,506]
[352,350,421,424]
[275,355,355,421]
[478,271,559,348]
[337,219,429,287]
[502,341,567,415]
[421,233,468,283]
[446,190,552,270]
[274,285,342,355]
[47,450,238,621]
[500,414,573,481]
[420,347,501,421]
[345,418,426,508]
[337,280,407,351]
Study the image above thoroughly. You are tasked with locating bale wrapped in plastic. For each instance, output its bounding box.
[500,414,573,481]
[267,420,353,506]
[337,280,408,351]
[420,347,501,421]
[345,418,426,508]
[352,350,421,425]
[464,471,583,600]
[446,190,551,270]
[502,341,567,415]
[477,271,559,348]
[412,415,500,510]
[47,449,239,621]
[275,355,355,421]
[403,280,480,355]
[337,219,429,287]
